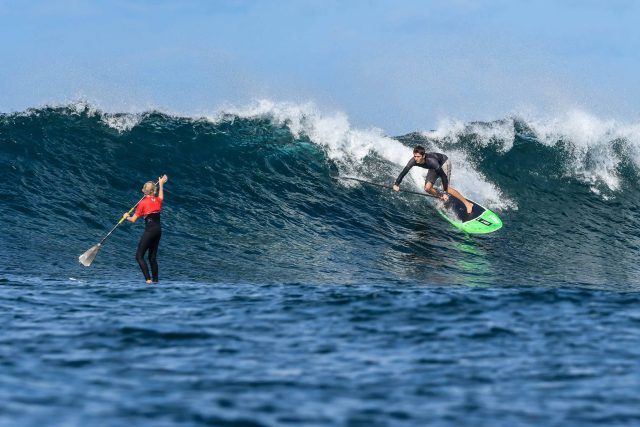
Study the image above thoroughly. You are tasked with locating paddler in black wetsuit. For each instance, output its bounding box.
[393,145,474,215]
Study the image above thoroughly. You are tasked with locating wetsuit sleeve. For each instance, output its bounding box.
[438,168,449,192]
[135,200,146,218]
[394,158,416,186]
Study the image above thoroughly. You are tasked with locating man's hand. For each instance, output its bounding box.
[393,184,400,192]
[159,174,168,185]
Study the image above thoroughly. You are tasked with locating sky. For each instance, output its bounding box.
[1,0,639,133]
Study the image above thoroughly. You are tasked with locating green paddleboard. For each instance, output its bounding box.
[332,176,502,234]
[437,197,502,234]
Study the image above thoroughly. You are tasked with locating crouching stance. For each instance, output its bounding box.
[393,146,473,215]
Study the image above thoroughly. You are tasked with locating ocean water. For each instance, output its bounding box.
[1,102,640,426]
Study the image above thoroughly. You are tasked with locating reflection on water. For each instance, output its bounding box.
[389,222,494,287]
[453,239,493,288]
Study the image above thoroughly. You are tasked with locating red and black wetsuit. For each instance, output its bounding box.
[134,196,163,282]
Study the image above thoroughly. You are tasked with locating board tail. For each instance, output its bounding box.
[439,198,502,234]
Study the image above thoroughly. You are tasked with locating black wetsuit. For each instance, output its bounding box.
[136,213,162,282]
[394,153,449,191]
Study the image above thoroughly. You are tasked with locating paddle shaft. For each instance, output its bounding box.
[334,176,439,199]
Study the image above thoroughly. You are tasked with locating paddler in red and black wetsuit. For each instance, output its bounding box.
[122,175,168,284]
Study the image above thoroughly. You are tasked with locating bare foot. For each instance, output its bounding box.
[146,280,152,284]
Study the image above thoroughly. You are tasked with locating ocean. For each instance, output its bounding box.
[1,101,639,426]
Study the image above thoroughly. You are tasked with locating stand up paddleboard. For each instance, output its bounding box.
[438,196,502,234]
[334,176,502,234]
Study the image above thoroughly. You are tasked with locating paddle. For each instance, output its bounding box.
[333,176,439,199]
[78,180,159,267]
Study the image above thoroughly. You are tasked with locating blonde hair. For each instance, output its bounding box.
[142,181,156,196]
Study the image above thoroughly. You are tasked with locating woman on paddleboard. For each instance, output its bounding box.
[122,175,168,284]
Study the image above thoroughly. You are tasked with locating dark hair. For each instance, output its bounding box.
[413,145,425,155]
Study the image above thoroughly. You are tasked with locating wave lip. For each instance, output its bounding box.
[422,109,640,196]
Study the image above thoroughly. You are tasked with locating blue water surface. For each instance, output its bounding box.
[2,106,640,426]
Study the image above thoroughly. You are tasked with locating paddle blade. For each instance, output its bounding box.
[79,244,101,267]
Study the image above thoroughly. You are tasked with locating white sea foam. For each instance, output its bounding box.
[67,99,100,117]
[211,99,512,209]
[424,109,640,197]
[420,118,517,209]
[101,113,145,133]
[66,100,145,132]
[425,118,517,152]
[5,99,146,132]
[525,110,640,192]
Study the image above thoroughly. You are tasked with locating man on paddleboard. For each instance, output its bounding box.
[393,146,474,215]
[122,175,168,284]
